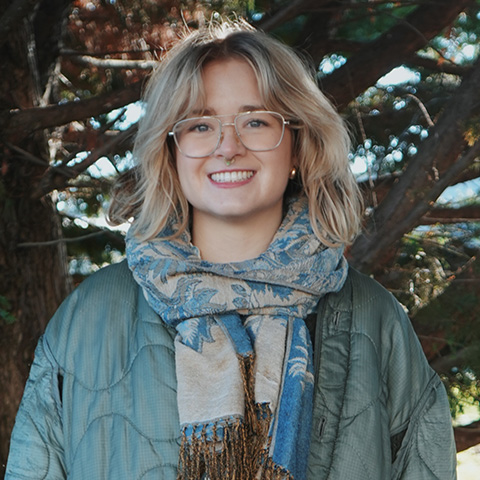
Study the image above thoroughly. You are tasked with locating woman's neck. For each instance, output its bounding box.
[191,211,283,263]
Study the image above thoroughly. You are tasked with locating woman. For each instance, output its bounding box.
[7,20,456,480]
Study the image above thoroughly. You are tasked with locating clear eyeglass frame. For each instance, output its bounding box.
[168,110,290,158]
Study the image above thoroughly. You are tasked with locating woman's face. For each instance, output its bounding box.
[175,58,294,230]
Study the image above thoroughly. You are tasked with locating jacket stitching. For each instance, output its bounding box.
[390,374,443,479]
[325,329,353,478]
[415,382,451,479]
[138,463,179,479]
[25,410,51,480]
[332,438,372,477]
[59,343,176,392]
[70,412,181,470]
[317,327,382,419]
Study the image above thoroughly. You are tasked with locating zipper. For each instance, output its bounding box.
[332,310,340,328]
[317,416,327,438]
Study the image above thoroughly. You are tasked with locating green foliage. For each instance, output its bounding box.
[63,219,125,263]
[0,295,15,325]
[334,2,417,43]
[464,115,480,146]
[444,369,480,420]
[388,235,451,314]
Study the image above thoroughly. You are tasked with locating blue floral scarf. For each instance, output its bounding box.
[126,197,348,479]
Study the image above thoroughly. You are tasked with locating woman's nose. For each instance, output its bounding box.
[215,125,246,159]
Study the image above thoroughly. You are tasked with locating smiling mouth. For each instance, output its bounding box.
[210,171,255,183]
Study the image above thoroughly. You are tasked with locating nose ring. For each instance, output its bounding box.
[224,156,236,166]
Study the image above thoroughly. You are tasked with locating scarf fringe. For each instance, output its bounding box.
[177,355,294,480]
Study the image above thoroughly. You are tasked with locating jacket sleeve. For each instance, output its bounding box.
[6,335,66,479]
[385,298,457,480]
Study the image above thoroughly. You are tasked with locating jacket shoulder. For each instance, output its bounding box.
[44,260,174,386]
[71,259,136,301]
[348,267,398,307]
[326,267,401,316]
[323,267,412,356]
[46,260,139,337]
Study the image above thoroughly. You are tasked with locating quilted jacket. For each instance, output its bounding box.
[6,260,456,479]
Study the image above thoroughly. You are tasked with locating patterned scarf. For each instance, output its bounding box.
[126,197,348,479]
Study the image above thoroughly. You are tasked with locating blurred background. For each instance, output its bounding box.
[1,0,480,476]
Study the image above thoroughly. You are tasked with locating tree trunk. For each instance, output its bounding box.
[455,420,480,453]
[0,0,72,474]
[0,162,72,473]
[349,55,480,274]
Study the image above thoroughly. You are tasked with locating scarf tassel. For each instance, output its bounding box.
[177,355,294,480]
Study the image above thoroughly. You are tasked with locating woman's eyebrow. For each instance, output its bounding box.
[239,104,265,112]
[190,108,213,116]
[190,105,266,116]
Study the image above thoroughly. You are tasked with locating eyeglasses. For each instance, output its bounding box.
[168,111,290,158]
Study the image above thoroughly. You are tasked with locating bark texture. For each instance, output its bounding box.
[0,0,72,473]
[349,54,480,273]
[318,0,475,110]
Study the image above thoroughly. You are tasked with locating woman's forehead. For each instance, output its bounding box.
[187,59,272,114]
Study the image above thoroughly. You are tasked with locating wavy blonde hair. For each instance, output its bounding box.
[108,20,363,246]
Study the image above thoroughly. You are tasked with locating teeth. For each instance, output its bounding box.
[210,171,254,183]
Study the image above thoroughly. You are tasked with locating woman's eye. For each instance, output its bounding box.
[189,122,211,133]
[246,119,268,128]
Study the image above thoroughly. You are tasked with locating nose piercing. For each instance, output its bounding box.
[224,156,236,166]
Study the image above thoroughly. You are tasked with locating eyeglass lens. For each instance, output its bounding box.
[172,111,286,158]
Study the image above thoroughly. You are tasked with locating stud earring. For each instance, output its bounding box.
[289,167,297,180]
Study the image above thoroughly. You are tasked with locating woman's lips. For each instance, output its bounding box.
[209,170,255,184]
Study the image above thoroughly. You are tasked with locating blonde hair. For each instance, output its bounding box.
[108,20,363,246]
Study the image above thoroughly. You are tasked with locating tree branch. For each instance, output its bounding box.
[3,81,142,142]
[319,0,474,110]
[350,54,480,272]
[5,142,48,167]
[353,140,480,271]
[33,124,137,198]
[0,0,37,50]
[429,347,475,374]
[18,224,125,251]
[61,47,157,57]
[422,205,480,224]
[257,0,326,32]
[455,421,480,453]
[259,0,428,33]
[17,231,106,247]
[409,54,471,76]
[359,168,480,207]
[68,54,157,70]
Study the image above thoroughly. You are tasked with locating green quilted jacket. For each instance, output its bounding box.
[6,261,456,479]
